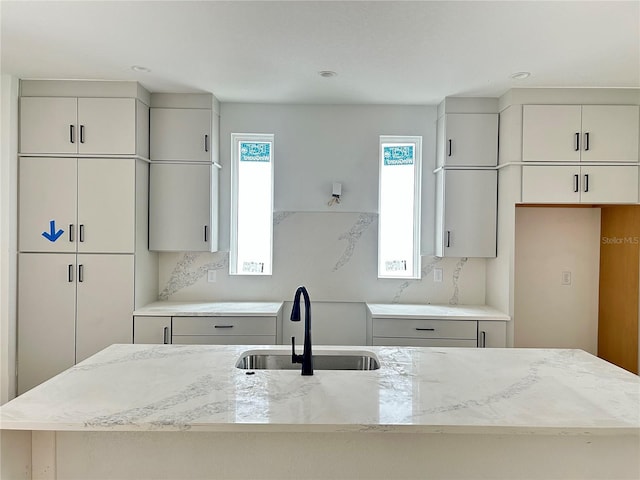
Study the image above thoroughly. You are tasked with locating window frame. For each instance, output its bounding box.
[229,133,275,276]
[377,135,422,279]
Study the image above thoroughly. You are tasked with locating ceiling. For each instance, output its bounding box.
[1,1,639,105]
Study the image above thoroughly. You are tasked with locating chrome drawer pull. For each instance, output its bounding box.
[214,325,234,329]
[415,328,435,331]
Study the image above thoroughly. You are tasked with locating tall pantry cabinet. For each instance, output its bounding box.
[17,80,158,394]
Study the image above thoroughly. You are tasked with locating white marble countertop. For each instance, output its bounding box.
[1,344,637,435]
[133,301,284,317]
[367,303,510,321]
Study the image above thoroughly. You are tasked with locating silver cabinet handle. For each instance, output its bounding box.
[69,224,74,242]
[479,331,486,348]
[70,125,75,144]
[584,174,589,193]
[447,139,452,157]
[446,230,451,248]
[415,328,435,331]
[204,134,209,152]
[204,225,208,243]
[79,224,85,242]
[214,325,234,329]
[574,132,580,151]
[573,174,579,193]
[68,264,74,282]
[584,132,590,151]
[80,125,85,144]
[78,264,84,283]
[163,326,169,345]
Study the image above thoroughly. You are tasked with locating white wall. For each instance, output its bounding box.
[1,74,19,403]
[158,104,488,321]
[514,207,601,353]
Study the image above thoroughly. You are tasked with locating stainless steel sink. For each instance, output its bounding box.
[236,349,380,371]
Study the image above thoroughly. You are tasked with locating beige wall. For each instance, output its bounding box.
[514,207,601,353]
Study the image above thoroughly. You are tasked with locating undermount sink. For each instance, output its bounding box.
[236,349,380,371]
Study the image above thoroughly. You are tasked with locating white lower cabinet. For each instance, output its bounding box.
[171,316,277,345]
[477,321,507,348]
[372,318,478,347]
[133,316,171,344]
[522,165,638,204]
[371,317,507,348]
[18,253,134,394]
[17,254,76,394]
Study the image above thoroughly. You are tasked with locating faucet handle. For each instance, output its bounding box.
[291,336,302,364]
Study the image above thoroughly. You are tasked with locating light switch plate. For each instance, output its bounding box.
[207,270,217,283]
[561,271,571,285]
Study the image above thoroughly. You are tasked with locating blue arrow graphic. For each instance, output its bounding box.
[42,220,64,242]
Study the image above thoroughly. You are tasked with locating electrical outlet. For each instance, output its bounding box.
[207,270,217,283]
[561,271,571,286]
[433,268,443,283]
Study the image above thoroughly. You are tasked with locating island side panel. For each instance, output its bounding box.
[0,430,31,480]
[55,431,639,480]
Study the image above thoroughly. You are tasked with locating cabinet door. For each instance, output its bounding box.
[441,114,498,167]
[477,321,507,348]
[133,316,171,344]
[521,165,580,203]
[75,254,134,363]
[17,253,76,394]
[149,163,212,251]
[440,170,497,257]
[150,108,212,162]
[581,106,639,162]
[19,157,77,253]
[580,166,638,204]
[522,105,582,162]
[77,98,136,155]
[19,97,77,154]
[77,158,135,253]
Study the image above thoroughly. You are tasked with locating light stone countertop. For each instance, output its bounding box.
[133,301,284,317]
[1,344,637,435]
[367,303,510,321]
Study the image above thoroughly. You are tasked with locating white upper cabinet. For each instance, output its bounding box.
[580,106,640,162]
[77,158,136,253]
[149,163,217,252]
[437,113,498,167]
[76,98,137,155]
[20,96,143,156]
[20,97,78,154]
[150,108,212,162]
[522,165,638,204]
[19,157,137,254]
[19,156,77,253]
[435,169,497,257]
[523,105,639,162]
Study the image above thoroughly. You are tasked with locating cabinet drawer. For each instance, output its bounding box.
[372,318,477,339]
[373,337,478,348]
[171,316,276,336]
[172,335,276,345]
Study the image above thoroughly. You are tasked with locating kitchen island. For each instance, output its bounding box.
[1,344,638,479]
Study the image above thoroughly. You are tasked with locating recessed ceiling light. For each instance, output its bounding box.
[318,71,337,78]
[510,71,531,80]
[131,65,151,73]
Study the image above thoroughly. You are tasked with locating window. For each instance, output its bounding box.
[378,136,422,278]
[230,133,274,275]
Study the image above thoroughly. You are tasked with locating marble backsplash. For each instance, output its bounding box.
[158,212,486,304]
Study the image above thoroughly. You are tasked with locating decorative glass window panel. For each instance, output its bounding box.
[230,133,274,275]
[378,136,422,279]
